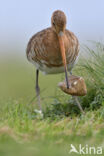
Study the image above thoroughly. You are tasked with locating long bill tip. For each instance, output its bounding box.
[58,34,69,89]
[65,67,69,89]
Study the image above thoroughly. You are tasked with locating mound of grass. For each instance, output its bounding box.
[79,42,104,110]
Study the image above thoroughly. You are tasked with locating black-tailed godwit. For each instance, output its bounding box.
[26,10,83,112]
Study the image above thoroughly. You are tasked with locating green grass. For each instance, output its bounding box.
[0,42,104,156]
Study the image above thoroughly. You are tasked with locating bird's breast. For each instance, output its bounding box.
[26,28,79,74]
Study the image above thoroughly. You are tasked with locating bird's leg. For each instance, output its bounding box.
[69,70,72,75]
[72,96,85,114]
[69,71,85,114]
[35,69,42,111]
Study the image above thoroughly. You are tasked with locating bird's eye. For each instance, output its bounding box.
[53,21,55,26]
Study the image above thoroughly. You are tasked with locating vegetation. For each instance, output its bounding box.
[0,42,104,155]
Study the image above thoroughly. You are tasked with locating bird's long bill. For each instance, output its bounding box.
[58,33,69,89]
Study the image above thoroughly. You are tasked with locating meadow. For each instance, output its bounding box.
[0,42,104,156]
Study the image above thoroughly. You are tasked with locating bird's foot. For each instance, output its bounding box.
[34,109,43,119]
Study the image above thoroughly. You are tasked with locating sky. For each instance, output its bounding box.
[0,0,104,56]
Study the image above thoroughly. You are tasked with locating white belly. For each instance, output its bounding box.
[30,59,76,74]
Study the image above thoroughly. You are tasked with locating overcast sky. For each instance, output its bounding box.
[0,0,104,55]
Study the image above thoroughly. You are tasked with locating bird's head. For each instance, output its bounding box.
[51,10,67,35]
[51,10,69,89]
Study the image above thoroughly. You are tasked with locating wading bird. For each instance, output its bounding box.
[26,10,84,112]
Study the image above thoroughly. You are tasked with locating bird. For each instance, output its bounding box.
[26,10,83,112]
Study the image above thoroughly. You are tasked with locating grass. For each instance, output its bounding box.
[0,42,104,155]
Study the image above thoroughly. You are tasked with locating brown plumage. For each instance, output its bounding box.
[26,10,81,111]
[26,10,79,75]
